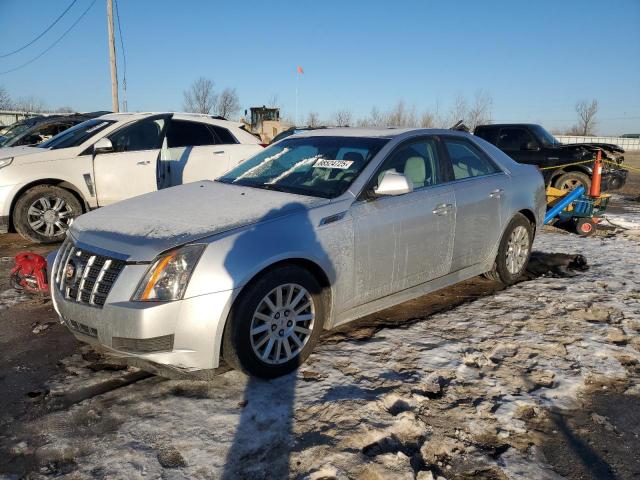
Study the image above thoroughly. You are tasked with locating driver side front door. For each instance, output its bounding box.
[93,114,171,206]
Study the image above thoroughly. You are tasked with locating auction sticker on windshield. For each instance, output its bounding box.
[313,159,354,169]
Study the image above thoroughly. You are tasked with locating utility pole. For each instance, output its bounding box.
[106,0,119,112]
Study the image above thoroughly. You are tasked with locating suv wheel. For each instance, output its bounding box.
[222,265,326,379]
[13,185,82,243]
[485,213,533,285]
[554,171,591,192]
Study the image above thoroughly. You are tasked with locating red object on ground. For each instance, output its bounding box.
[10,252,49,293]
[590,150,602,197]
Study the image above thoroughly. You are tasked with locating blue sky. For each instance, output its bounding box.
[1,0,638,134]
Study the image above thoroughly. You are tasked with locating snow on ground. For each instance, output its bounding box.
[4,229,640,480]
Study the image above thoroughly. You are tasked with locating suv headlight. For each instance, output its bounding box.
[133,244,205,302]
[0,157,13,169]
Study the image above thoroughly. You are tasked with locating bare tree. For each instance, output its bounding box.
[386,100,417,127]
[56,106,75,113]
[0,86,11,110]
[332,110,352,127]
[575,99,598,136]
[466,91,493,131]
[216,88,240,119]
[358,106,385,127]
[183,77,216,114]
[306,111,320,127]
[13,95,47,113]
[420,110,436,128]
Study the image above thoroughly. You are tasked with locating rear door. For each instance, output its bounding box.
[162,119,231,186]
[350,136,455,307]
[442,136,510,271]
[93,114,171,206]
[209,124,261,171]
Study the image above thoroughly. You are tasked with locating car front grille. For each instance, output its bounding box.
[112,335,174,353]
[54,239,126,308]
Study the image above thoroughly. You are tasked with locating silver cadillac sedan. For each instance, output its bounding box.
[51,128,546,378]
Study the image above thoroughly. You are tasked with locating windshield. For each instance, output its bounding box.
[531,124,560,148]
[218,136,389,198]
[0,122,31,146]
[39,119,114,150]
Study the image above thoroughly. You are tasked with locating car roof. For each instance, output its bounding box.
[475,123,539,129]
[286,127,469,139]
[97,111,244,128]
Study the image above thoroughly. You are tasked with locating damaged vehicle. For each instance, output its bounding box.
[0,112,107,148]
[51,128,545,379]
[474,123,627,191]
[0,112,262,242]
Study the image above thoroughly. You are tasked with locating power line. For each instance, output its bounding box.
[0,0,78,58]
[114,0,127,111]
[0,0,97,75]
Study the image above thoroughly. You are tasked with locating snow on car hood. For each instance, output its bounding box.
[70,181,328,261]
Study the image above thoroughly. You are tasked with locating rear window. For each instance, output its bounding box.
[211,125,237,144]
[166,120,217,147]
[474,127,499,145]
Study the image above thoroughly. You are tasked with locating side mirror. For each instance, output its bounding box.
[374,171,414,196]
[93,137,113,154]
[523,141,539,151]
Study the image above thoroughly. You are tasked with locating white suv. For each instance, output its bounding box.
[0,112,262,242]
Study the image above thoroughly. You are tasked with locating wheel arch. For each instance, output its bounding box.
[549,165,591,185]
[9,179,89,230]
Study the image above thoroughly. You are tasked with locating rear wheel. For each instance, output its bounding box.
[13,185,82,243]
[485,213,533,285]
[553,171,591,192]
[222,265,326,378]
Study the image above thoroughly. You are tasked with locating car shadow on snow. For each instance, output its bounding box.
[220,202,335,479]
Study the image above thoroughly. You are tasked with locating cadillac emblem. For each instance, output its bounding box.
[65,261,76,280]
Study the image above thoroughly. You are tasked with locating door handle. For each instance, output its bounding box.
[136,160,151,165]
[489,188,503,198]
[213,150,225,155]
[433,203,452,215]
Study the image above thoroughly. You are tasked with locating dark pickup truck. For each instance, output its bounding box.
[474,123,627,191]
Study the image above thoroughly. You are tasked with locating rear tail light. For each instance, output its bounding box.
[259,143,268,148]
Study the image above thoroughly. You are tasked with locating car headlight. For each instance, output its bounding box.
[0,157,13,169]
[132,244,205,302]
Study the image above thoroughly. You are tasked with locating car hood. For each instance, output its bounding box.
[0,145,43,158]
[70,181,329,261]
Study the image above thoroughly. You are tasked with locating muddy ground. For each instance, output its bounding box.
[0,157,639,479]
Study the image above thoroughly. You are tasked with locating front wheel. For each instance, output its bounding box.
[13,185,82,243]
[485,213,533,285]
[553,171,591,192]
[222,265,326,378]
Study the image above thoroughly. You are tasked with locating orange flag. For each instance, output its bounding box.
[297,66,304,74]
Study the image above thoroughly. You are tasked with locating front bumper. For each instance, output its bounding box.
[601,169,627,192]
[52,268,237,372]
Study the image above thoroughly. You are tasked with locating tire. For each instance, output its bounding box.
[553,171,591,192]
[485,213,533,286]
[222,265,326,379]
[575,218,596,237]
[13,185,82,243]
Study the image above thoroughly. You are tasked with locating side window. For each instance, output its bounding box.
[444,138,500,180]
[166,120,217,148]
[373,138,441,190]
[210,125,237,144]
[108,118,166,153]
[497,128,535,151]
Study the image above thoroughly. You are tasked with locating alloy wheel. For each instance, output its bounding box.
[249,283,315,365]
[505,225,530,275]
[27,195,73,238]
